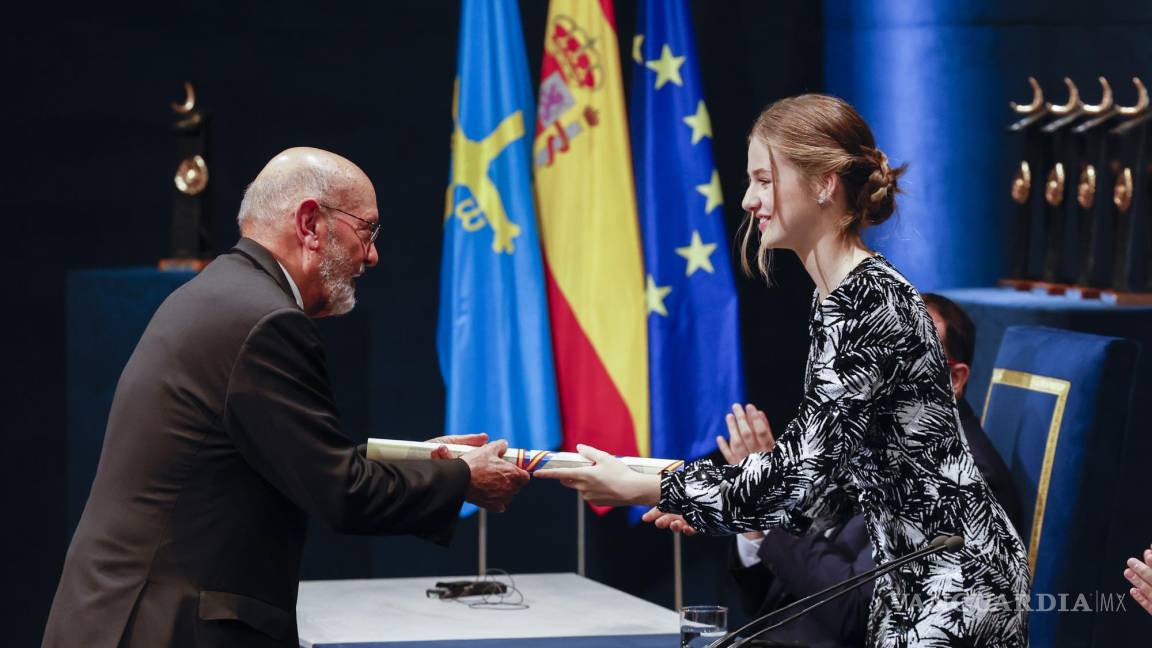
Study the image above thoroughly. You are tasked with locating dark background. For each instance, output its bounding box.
[4,1,1150,646]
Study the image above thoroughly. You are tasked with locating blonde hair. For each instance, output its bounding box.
[740,94,906,276]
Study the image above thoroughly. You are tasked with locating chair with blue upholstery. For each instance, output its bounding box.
[981,325,1141,647]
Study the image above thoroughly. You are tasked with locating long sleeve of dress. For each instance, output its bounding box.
[659,288,908,536]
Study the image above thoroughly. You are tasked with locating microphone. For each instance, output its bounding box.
[712,534,964,648]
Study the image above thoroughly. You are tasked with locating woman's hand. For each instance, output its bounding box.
[717,404,772,540]
[717,403,775,464]
[534,444,660,506]
[1124,544,1152,615]
[641,507,697,536]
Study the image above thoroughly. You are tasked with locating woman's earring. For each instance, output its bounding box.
[817,190,829,205]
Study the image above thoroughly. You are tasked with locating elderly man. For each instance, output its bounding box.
[43,148,529,647]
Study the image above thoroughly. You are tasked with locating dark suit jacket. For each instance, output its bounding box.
[729,399,1022,648]
[44,239,471,648]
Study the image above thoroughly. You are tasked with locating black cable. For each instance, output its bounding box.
[437,568,529,611]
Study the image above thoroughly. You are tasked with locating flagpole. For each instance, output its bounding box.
[478,508,488,578]
[673,532,683,611]
[577,492,586,577]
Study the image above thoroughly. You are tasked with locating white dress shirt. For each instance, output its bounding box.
[275,260,304,309]
[737,533,765,567]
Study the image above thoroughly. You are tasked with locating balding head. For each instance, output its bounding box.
[236,148,380,318]
[237,147,372,235]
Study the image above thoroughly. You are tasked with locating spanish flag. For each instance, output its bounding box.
[533,0,649,461]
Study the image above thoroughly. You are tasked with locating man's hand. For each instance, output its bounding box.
[426,433,489,460]
[458,440,529,512]
[718,403,775,464]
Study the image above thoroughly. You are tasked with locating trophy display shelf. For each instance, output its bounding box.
[997,278,1085,296]
[997,278,1152,304]
[939,286,1152,421]
[158,256,212,272]
[1097,289,1152,305]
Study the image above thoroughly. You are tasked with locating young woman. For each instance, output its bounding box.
[535,94,1030,647]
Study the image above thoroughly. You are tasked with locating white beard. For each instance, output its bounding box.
[318,229,362,316]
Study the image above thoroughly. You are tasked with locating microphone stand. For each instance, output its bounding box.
[712,535,964,648]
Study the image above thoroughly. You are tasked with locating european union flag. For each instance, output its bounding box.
[631,0,744,462]
[438,0,562,510]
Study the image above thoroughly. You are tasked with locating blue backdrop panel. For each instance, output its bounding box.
[939,289,1152,415]
[66,268,195,533]
[824,0,1152,292]
[983,326,1137,647]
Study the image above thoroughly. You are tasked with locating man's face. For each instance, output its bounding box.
[929,307,949,351]
[928,305,969,399]
[315,184,380,317]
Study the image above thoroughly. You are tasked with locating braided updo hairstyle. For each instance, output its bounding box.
[743,94,906,275]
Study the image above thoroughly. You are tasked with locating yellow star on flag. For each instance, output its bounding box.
[644,44,685,90]
[645,274,672,317]
[683,101,712,145]
[696,169,723,214]
[675,230,718,276]
[632,35,644,64]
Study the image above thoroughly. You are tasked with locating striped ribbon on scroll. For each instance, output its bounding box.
[367,439,684,475]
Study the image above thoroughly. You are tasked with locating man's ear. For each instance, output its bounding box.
[950,362,971,397]
[295,199,323,251]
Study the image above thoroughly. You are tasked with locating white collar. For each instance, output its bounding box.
[275,260,304,310]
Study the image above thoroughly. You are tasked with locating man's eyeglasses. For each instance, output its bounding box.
[319,203,381,250]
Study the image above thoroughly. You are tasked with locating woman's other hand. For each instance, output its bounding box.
[717,403,775,464]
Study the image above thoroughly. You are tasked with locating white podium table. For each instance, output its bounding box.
[297,572,680,647]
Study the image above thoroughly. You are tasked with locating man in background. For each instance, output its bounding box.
[44,148,529,648]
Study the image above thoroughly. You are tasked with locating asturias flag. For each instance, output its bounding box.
[533,0,650,463]
[631,0,745,462]
[438,0,562,500]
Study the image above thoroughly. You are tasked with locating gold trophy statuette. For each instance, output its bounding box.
[1011,160,1032,205]
[1045,163,1066,207]
[1113,167,1133,214]
[1077,164,1096,210]
[174,155,209,195]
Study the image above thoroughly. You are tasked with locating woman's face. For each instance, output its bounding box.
[741,137,819,253]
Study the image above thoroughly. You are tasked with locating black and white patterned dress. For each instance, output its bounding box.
[660,255,1030,647]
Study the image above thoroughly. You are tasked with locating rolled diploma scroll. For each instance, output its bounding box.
[366,438,685,475]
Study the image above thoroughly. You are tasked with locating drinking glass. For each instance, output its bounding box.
[680,605,727,648]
